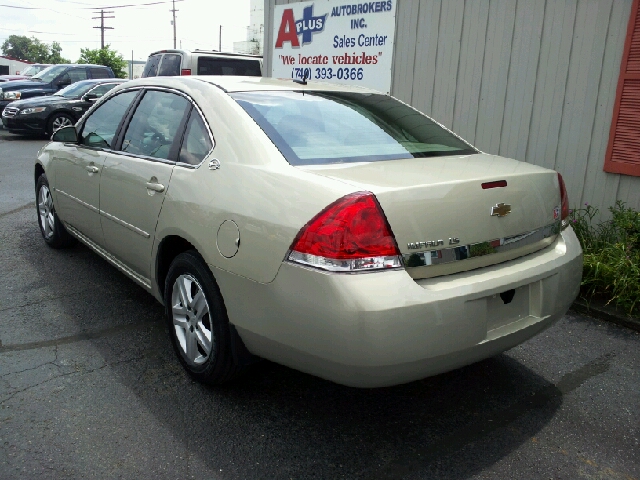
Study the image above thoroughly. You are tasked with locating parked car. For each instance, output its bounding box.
[2,78,125,136]
[141,49,261,78]
[0,75,28,83]
[34,76,583,388]
[0,64,115,112]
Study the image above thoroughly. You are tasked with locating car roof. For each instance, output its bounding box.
[148,49,261,59]
[72,78,126,86]
[196,76,380,94]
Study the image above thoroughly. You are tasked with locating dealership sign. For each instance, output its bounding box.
[271,1,397,93]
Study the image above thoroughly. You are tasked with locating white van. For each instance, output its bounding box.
[141,49,262,77]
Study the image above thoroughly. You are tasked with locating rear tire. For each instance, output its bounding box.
[36,174,77,249]
[164,250,246,384]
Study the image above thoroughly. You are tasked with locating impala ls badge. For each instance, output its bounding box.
[491,203,511,217]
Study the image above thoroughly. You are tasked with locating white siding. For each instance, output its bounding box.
[264,0,640,214]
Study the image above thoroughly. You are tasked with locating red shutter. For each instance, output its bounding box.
[605,0,640,176]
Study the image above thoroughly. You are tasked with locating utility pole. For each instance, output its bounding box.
[92,10,114,49]
[219,25,222,52]
[170,0,178,49]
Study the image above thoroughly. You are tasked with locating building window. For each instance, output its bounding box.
[605,0,640,176]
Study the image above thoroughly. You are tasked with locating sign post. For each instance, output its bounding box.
[271,0,397,94]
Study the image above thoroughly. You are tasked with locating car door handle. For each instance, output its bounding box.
[85,165,99,174]
[145,182,165,193]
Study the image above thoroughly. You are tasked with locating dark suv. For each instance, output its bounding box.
[2,78,125,136]
[0,64,115,111]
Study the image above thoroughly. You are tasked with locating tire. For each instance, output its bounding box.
[164,250,246,384]
[47,112,75,135]
[35,174,77,249]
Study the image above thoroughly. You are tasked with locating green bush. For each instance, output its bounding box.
[569,201,639,315]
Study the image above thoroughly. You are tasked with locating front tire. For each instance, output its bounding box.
[47,112,74,135]
[36,174,76,248]
[164,251,245,384]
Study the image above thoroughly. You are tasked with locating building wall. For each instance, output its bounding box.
[0,56,32,75]
[264,0,640,215]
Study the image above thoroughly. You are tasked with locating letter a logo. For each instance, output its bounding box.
[275,9,300,48]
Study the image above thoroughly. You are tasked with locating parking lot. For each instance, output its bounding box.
[0,128,638,479]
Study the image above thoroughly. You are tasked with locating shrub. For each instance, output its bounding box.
[569,201,639,315]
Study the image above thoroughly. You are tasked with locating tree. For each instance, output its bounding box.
[77,46,127,79]
[1,35,70,63]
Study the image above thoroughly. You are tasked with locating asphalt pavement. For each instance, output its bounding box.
[0,128,639,479]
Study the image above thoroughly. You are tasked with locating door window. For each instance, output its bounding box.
[179,112,213,165]
[80,90,138,149]
[87,83,118,98]
[142,54,162,77]
[121,90,190,160]
[158,54,181,76]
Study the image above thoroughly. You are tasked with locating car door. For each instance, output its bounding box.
[99,89,192,281]
[52,89,139,244]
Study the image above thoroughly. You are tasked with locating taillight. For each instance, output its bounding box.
[287,192,403,272]
[181,69,191,75]
[558,173,569,220]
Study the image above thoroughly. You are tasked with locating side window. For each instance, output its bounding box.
[90,68,110,79]
[158,54,181,76]
[142,54,162,77]
[197,57,261,76]
[80,90,138,149]
[121,90,190,160]
[179,112,213,165]
[68,68,88,82]
[88,83,118,98]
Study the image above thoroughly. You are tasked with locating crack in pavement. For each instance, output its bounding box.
[0,355,145,406]
[0,202,33,219]
[0,321,160,353]
[375,352,616,479]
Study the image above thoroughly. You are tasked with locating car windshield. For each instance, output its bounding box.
[54,82,95,98]
[232,91,478,166]
[31,65,67,82]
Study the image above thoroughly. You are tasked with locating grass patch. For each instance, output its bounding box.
[569,201,639,316]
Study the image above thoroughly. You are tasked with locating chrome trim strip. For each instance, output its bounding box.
[65,224,151,290]
[56,188,150,238]
[403,222,561,269]
[55,188,99,213]
[100,210,150,238]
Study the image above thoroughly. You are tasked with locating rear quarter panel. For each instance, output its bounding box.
[153,79,355,285]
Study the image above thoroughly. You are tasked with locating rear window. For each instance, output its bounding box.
[142,54,162,77]
[158,54,181,76]
[197,57,260,76]
[232,91,477,166]
[90,67,111,79]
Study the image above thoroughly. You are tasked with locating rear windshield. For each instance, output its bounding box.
[232,91,477,166]
[142,54,162,77]
[197,57,261,76]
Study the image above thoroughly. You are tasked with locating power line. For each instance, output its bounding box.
[92,9,114,48]
[82,0,183,9]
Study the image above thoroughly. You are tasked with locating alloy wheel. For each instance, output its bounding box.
[38,184,55,239]
[51,116,72,132]
[171,274,214,366]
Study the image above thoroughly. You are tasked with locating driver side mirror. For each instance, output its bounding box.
[82,93,98,102]
[51,125,78,143]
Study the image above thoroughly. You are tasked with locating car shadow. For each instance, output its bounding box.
[16,221,568,479]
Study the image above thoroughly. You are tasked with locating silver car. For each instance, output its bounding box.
[34,76,583,387]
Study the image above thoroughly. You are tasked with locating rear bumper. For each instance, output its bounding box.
[214,227,583,387]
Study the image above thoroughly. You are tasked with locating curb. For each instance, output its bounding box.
[570,298,640,333]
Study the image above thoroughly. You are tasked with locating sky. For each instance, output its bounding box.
[0,0,251,63]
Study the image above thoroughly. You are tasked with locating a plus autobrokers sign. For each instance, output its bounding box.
[272,1,397,94]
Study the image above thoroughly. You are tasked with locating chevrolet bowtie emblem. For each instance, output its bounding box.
[491,203,511,217]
